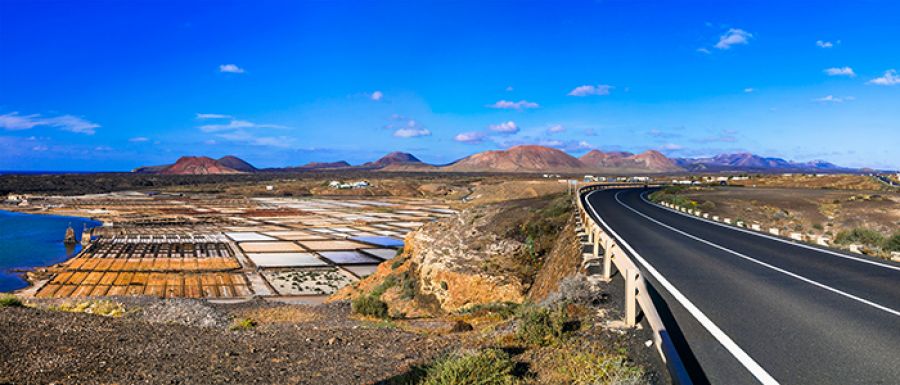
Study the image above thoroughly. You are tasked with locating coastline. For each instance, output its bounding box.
[0,209,102,293]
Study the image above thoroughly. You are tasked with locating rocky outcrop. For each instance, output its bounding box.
[528,215,581,302]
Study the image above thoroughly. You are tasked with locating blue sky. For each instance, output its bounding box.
[1,0,898,171]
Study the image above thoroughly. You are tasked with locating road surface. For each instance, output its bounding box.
[583,188,900,385]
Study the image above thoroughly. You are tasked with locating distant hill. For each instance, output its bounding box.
[158,156,243,175]
[217,155,257,172]
[580,150,683,172]
[675,153,846,172]
[361,152,424,169]
[444,145,586,172]
[132,148,852,175]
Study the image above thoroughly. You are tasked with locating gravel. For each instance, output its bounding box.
[0,300,452,385]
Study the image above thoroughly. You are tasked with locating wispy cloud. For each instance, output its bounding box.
[867,69,900,86]
[370,90,384,101]
[647,128,681,139]
[198,119,286,133]
[816,40,838,48]
[488,100,539,110]
[454,131,486,144]
[547,124,565,134]
[813,95,854,103]
[219,64,245,73]
[0,112,99,135]
[714,28,752,50]
[568,84,613,96]
[392,120,431,138]
[129,137,149,143]
[744,88,755,93]
[824,67,855,77]
[489,121,519,134]
[696,47,711,54]
[196,113,232,119]
[505,85,514,92]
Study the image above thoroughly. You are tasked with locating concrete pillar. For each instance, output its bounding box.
[625,268,636,327]
[592,229,600,259]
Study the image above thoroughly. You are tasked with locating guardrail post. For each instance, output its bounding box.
[603,241,613,281]
[625,267,637,327]
[592,228,600,259]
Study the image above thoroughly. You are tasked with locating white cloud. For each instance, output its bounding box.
[129,137,149,143]
[813,95,854,103]
[370,90,384,101]
[867,69,900,86]
[824,67,855,77]
[489,121,519,134]
[198,118,286,133]
[393,120,431,138]
[696,47,711,54]
[454,131,486,144]
[219,64,245,73]
[488,100,539,110]
[547,124,565,134]
[568,84,613,97]
[659,143,684,150]
[0,112,99,135]
[816,40,838,48]
[505,86,514,92]
[744,88,755,93]
[196,113,232,119]
[715,28,752,50]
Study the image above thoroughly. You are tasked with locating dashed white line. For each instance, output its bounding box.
[584,190,781,385]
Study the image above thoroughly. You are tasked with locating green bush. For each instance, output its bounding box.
[352,295,389,319]
[0,294,22,307]
[834,228,885,247]
[553,350,645,385]
[420,349,517,385]
[230,317,257,331]
[883,233,900,252]
[516,305,570,346]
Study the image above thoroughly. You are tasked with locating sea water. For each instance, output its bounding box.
[0,210,100,292]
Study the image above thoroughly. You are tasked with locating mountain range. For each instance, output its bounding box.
[133,146,850,175]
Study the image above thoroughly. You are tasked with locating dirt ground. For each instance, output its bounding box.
[677,186,900,245]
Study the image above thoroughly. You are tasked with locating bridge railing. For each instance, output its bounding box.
[573,182,692,385]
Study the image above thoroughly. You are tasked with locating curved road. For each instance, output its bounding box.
[583,188,900,385]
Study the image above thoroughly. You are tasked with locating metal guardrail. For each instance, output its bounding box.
[573,182,693,385]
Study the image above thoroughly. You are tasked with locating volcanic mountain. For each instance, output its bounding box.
[675,153,845,172]
[444,145,587,172]
[158,156,243,175]
[361,152,428,169]
[580,149,683,172]
[216,155,258,172]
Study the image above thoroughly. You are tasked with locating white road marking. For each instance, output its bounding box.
[615,190,900,317]
[584,190,781,385]
[638,191,900,273]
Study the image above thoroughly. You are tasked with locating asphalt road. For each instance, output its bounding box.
[583,188,900,385]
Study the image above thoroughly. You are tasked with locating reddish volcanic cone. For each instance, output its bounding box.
[444,145,587,172]
[159,156,243,175]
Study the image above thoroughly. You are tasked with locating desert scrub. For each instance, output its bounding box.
[883,233,900,252]
[516,304,571,346]
[49,300,127,317]
[352,295,389,319]
[419,348,517,385]
[0,294,23,307]
[649,186,694,208]
[542,346,645,385]
[834,228,885,247]
[230,317,257,331]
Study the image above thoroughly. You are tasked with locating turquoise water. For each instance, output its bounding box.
[0,210,100,292]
